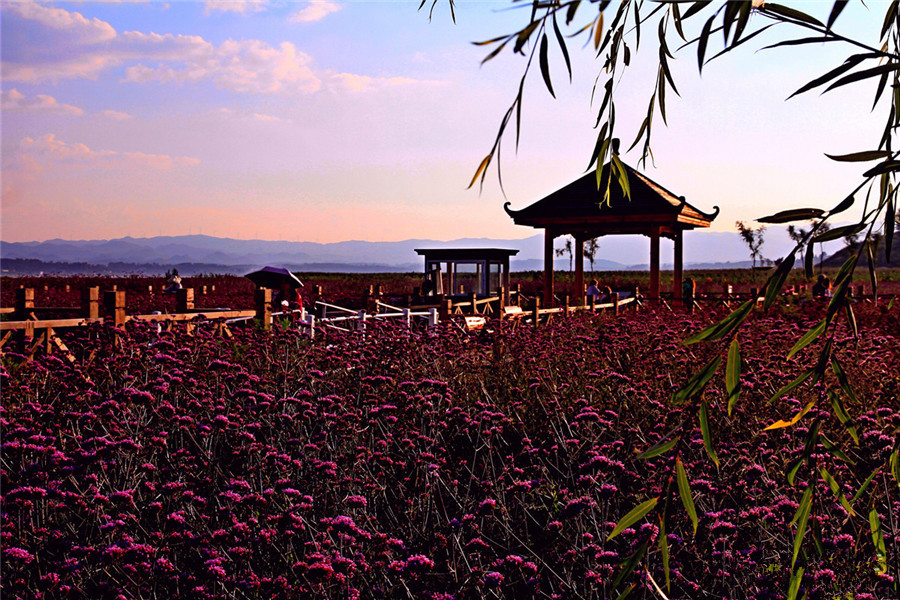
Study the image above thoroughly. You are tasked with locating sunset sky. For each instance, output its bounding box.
[0,0,888,244]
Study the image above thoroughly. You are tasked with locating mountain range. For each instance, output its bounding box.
[0,228,843,276]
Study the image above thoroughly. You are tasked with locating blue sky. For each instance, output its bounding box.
[0,0,888,245]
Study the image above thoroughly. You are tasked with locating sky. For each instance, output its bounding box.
[0,0,890,246]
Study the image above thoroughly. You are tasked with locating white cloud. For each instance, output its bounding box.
[204,0,267,14]
[290,0,342,23]
[252,113,281,121]
[1,89,85,116]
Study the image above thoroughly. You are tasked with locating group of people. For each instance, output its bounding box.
[812,274,832,298]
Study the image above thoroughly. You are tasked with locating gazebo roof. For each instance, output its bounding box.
[415,248,519,261]
[504,162,718,237]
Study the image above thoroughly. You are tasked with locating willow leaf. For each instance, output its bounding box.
[890,439,900,492]
[612,539,649,591]
[607,497,659,541]
[828,389,858,445]
[820,467,856,516]
[825,63,900,95]
[552,14,572,82]
[826,0,848,30]
[829,193,855,215]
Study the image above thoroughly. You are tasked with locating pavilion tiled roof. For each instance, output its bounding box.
[504,162,718,232]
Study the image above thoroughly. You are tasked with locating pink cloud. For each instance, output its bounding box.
[290,0,342,23]
[1,89,84,116]
[16,134,200,170]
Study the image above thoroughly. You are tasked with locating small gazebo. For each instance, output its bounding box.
[504,162,719,305]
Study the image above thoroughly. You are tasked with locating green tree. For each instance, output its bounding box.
[736,220,766,268]
[583,237,600,274]
[554,235,573,271]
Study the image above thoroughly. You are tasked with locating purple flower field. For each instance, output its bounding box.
[2,297,899,599]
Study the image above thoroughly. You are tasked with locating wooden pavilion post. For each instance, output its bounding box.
[649,226,661,303]
[574,234,585,306]
[543,229,555,307]
[673,230,684,300]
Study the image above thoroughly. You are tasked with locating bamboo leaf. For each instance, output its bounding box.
[825,150,891,163]
[869,507,888,574]
[852,467,880,504]
[812,223,865,243]
[886,196,895,264]
[682,1,712,20]
[612,539,649,591]
[697,14,715,72]
[765,251,796,310]
[699,400,718,467]
[866,239,878,300]
[763,3,823,27]
[820,467,856,517]
[763,35,834,50]
[791,485,813,569]
[825,63,900,94]
[607,498,659,541]
[552,14,572,82]
[890,440,900,492]
[791,484,814,526]
[787,567,804,600]
[594,12,604,50]
[539,33,555,98]
[658,514,670,591]
[787,53,872,99]
[863,159,900,178]
[672,355,721,405]
[763,401,815,431]
[676,456,698,535]
[829,194,856,217]
[636,435,680,459]
[826,0,848,30]
[769,368,815,405]
[828,388,858,445]
[683,299,754,344]
[725,337,741,415]
[786,319,827,360]
[467,154,492,189]
[757,208,824,223]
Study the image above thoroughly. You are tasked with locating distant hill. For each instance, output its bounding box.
[0,228,828,276]
[822,239,900,269]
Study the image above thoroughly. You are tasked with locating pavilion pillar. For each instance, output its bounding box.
[673,230,684,300]
[574,235,585,306]
[502,259,511,305]
[649,226,661,303]
[544,229,555,307]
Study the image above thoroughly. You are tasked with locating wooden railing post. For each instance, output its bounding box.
[82,287,100,319]
[176,288,194,313]
[439,298,452,321]
[590,295,596,312]
[470,292,478,315]
[15,288,34,320]
[613,292,620,315]
[532,297,541,328]
[104,290,126,326]
[255,288,272,330]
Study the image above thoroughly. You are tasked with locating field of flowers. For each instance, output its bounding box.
[2,276,899,599]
